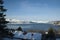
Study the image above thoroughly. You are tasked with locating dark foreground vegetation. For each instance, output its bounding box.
[0,0,14,40]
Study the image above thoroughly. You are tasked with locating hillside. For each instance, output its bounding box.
[49,21,60,25]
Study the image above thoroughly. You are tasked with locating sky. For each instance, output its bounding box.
[4,0,60,21]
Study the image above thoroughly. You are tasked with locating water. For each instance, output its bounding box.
[7,23,60,31]
[7,23,60,40]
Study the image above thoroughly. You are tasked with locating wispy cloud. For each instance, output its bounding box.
[20,0,48,8]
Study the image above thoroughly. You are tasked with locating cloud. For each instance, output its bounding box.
[20,0,48,8]
[6,18,21,22]
[31,20,49,23]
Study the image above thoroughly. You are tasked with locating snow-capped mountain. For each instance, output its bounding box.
[6,19,48,24]
[6,19,37,24]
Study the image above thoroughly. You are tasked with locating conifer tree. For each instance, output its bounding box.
[0,0,9,37]
[17,27,22,31]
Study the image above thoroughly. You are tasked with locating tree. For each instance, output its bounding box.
[47,27,56,40]
[17,27,22,31]
[48,27,55,35]
[0,0,14,38]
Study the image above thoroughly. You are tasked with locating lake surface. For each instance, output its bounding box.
[7,23,60,40]
[7,23,60,31]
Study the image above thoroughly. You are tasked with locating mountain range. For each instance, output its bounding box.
[6,19,48,24]
[6,19,60,25]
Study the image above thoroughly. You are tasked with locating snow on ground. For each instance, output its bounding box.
[13,31,42,40]
[3,31,60,40]
[3,38,21,40]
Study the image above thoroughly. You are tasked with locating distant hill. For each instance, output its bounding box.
[7,20,37,24]
[6,19,48,24]
[48,21,60,25]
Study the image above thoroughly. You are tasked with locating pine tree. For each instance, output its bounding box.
[17,27,22,31]
[0,0,9,37]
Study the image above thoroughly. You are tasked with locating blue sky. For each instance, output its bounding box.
[4,0,60,21]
